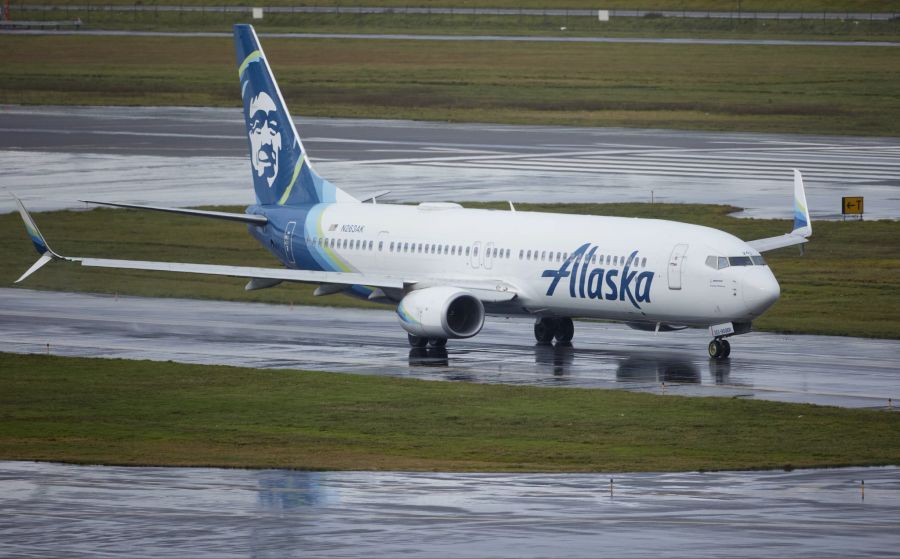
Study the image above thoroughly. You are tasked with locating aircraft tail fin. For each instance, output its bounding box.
[234,24,357,206]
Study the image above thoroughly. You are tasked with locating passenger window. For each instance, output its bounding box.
[378,241,383,251]
[505,249,510,258]
[526,250,532,259]
[389,242,394,251]
[641,257,647,267]
[474,247,479,256]
[519,249,524,259]
[466,247,471,256]
[451,246,456,256]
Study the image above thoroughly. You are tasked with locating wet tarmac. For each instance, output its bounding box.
[3,288,898,409]
[1,460,898,558]
[2,105,898,219]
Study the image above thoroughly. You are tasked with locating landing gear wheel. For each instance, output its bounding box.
[708,339,731,360]
[408,333,428,348]
[534,318,558,345]
[429,337,448,348]
[720,339,731,359]
[555,318,574,344]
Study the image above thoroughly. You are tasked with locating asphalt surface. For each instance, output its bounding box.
[3,289,898,409]
[6,28,900,47]
[2,461,898,558]
[2,106,898,219]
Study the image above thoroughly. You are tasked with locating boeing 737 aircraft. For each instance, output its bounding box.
[15,24,813,360]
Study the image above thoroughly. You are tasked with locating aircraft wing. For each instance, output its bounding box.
[13,197,518,302]
[747,169,813,253]
[81,200,268,225]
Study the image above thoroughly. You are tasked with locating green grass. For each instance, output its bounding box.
[3,203,899,339]
[14,0,900,11]
[2,35,899,136]
[2,352,899,471]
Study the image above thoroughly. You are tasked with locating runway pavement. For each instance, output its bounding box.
[1,105,898,219]
[5,29,899,47]
[2,288,898,409]
[2,460,898,558]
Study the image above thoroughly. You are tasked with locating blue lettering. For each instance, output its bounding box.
[542,243,653,310]
[587,268,604,299]
[605,269,619,301]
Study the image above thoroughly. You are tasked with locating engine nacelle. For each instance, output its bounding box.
[396,287,485,339]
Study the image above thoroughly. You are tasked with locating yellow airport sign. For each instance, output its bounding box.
[842,197,864,215]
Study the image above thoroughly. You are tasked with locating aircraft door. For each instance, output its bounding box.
[283,221,297,265]
[667,243,688,290]
[470,241,482,269]
[376,231,390,265]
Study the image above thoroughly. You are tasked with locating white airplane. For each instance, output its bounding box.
[14,24,812,360]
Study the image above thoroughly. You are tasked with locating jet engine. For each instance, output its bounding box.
[396,287,484,339]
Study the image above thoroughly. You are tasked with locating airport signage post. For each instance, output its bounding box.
[842,196,864,220]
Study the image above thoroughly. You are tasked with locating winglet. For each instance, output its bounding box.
[792,169,812,237]
[13,196,61,283]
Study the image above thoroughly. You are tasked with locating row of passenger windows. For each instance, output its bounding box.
[305,236,649,268]
[705,255,767,270]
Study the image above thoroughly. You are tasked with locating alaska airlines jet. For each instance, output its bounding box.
[14,24,813,360]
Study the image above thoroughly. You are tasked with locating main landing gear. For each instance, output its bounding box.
[408,333,447,348]
[534,317,575,345]
[708,338,731,360]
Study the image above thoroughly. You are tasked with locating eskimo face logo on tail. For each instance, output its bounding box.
[542,243,654,309]
[248,92,282,188]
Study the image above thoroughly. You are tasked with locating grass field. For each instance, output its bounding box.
[1,35,898,136]
[2,353,899,471]
[4,203,899,339]
[13,0,899,11]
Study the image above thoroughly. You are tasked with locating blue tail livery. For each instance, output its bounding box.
[234,24,356,206]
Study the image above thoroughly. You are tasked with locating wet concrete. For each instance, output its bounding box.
[2,289,898,409]
[2,105,898,219]
[1,461,898,558]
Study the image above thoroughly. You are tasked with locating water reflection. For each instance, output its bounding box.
[408,347,449,368]
[708,359,732,384]
[616,354,701,384]
[257,470,328,511]
[533,343,575,377]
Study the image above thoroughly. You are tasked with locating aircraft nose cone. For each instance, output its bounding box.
[743,269,781,316]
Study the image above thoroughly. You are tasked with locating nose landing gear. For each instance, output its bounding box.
[708,338,731,360]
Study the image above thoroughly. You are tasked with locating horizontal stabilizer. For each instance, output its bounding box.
[82,200,268,225]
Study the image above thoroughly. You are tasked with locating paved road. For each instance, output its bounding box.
[4,28,899,47]
[2,106,898,219]
[1,461,897,558]
[3,289,898,409]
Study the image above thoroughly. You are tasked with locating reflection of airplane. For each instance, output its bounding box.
[14,24,812,360]
[616,355,701,384]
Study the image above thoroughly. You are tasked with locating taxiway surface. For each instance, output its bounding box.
[2,105,898,219]
[2,461,898,558]
[2,289,898,409]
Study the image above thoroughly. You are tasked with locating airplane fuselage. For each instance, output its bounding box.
[249,202,781,329]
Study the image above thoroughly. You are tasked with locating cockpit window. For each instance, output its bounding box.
[707,254,767,269]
